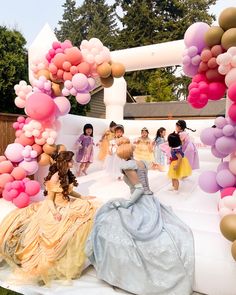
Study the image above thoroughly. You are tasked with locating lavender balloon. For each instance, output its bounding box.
[183,64,198,77]
[217,161,229,172]
[199,171,221,193]
[214,116,227,128]
[215,136,236,155]
[216,169,236,188]
[184,22,210,51]
[200,127,216,146]
[211,146,228,159]
[223,124,235,137]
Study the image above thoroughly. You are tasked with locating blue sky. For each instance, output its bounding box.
[0,0,235,47]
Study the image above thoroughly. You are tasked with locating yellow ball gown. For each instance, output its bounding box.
[0,180,99,284]
[133,137,154,163]
[98,130,115,161]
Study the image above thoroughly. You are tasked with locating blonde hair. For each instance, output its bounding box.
[116,137,134,160]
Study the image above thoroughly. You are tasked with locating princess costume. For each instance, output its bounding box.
[179,131,199,170]
[98,129,115,161]
[86,159,194,295]
[0,178,98,284]
[168,146,192,179]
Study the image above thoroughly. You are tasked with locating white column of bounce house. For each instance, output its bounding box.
[107,40,185,120]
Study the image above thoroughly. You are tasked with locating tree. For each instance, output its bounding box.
[55,0,83,46]
[0,26,27,114]
[115,0,216,98]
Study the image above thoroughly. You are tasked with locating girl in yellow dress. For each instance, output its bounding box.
[0,151,99,284]
[97,121,116,161]
[133,127,154,166]
[167,132,192,191]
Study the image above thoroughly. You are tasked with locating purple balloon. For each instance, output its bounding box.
[217,161,229,172]
[183,64,198,77]
[191,55,201,66]
[215,136,236,155]
[223,124,235,137]
[200,128,216,146]
[188,46,199,57]
[184,22,210,51]
[213,128,223,138]
[199,171,221,193]
[215,116,227,128]
[183,55,191,66]
[216,169,236,188]
[211,146,228,159]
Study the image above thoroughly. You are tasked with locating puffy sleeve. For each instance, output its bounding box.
[120,159,138,171]
[179,131,188,141]
[76,134,84,144]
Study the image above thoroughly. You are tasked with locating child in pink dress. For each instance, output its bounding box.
[175,120,199,170]
[75,123,94,176]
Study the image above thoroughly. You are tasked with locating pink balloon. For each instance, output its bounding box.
[25,180,40,196]
[32,144,43,155]
[25,93,55,121]
[54,96,71,116]
[77,62,91,75]
[208,82,226,101]
[0,156,7,162]
[15,97,25,108]
[0,174,14,193]
[229,103,236,122]
[184,22,210,51]
[221,187,236,198]
[11,167,27,180]
[0,161,14,174]
[198,81,209,94]
[13,192,30,208]
[16,134,35,146]
[188,82,198,90]
[228,82,236,103]
[192,73,208,83]
[19,160,39,175]
[76,93,91,105]
[5,143,24,162]
[72,73,89,91]
[189,88,200,99]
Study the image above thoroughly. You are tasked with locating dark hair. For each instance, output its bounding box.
[176,120,196,132]
[83,123,93,137]
[168,132,182,148]
[155,127,166,141]
[141,127,149,134]
[115,124,124,133]
[109,121,116,128]
[44,151,78,200]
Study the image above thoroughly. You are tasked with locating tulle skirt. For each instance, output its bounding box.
[168,158,192,179]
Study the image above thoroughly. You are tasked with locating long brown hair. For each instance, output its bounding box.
[44,151,78,200]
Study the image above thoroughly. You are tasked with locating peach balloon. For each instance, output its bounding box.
[0,156,7,162]
[0,173,14,194]
[57,144,66,153]
[97,62,112,78]
[52,82,62,96]
[16,134,35,146]
[43,143,57,155]
[0,161,14,174]
[32,144,43,155]
[38,153,51,166]
[11,167,27,180]
[37,69,51,79]
[111,63,126,78]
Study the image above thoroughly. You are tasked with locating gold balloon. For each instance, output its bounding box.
[231,240,236,261]
[204,26,224,47]
[52,82,62,96]
[97,62,112,78]
[220,214,236,242]
[100,76,114,88]
[221,28,236,50]
[42,143,57,155]
[38,153,51,166]
[57,144,66,153]
[36,69,51,80]
[111,63,126,78]
[219,7,236,31]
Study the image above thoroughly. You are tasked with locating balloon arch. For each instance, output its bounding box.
[1,6,236,259]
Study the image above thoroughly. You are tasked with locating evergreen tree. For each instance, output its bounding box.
[55,0,82,46]
[115,0,216,99]
[0,26,27,114]
[79,0,118,50]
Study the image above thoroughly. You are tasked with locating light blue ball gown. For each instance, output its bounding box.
[86,159,194,295]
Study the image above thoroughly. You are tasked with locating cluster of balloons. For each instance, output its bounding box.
[1,36,126,208]
[199,116,236,191]
[183,7,236,110]
[2,178,40,208]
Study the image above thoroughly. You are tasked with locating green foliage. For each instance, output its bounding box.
[68,95,90,116]
[0,26,27,113]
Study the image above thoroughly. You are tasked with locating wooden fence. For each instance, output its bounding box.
[0,113,20,155]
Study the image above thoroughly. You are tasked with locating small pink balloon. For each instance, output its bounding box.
[15,97,25,108]
[19,160,39,175]
[0,161,14,174]
[228,82,236,103]
[25,180,40,196]
[0,173,14,192]
[5,143,24,162]
[72,73,89,91]
[225,68,236,87]
[54,96,71,116]
[228,103,236,122]
[13,192,30,208]
[221,187,236,198]
[76,93,91,105]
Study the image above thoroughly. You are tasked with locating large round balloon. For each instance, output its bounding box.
[198,171,220,193]
[221,28,236,50]
[220,214,236,242]
[204,26,224,47]
[219,7,236,31]
[25,93,55,121]
[184,22,210,51]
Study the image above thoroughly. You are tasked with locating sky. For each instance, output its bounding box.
[0,0,235,47]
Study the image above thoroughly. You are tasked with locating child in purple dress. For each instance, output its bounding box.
[175,120,199,170]
[75,123,94,176]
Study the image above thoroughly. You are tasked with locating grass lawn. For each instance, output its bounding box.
[0,287,21,295]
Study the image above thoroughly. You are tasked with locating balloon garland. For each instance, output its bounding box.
[0,37,126,208]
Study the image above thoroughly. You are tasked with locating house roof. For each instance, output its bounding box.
[124,99,226,119]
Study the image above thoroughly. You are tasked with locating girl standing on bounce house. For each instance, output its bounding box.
[175,120,199,170]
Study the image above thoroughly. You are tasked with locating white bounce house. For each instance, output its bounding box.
[0,24,235,295]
